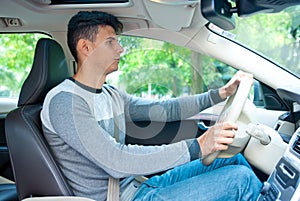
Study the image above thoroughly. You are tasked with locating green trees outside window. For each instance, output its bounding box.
[0,6,298,101]
[109,6,299,99]
[0,33,49,98]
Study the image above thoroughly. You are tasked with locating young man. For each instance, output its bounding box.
[41,11,262,201]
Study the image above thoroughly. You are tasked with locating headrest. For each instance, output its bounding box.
[18,38,70,107]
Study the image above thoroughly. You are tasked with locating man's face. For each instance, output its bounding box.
[83,25,123,76]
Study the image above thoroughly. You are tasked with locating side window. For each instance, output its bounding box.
[0,33,49,113]
[107,36,237,98]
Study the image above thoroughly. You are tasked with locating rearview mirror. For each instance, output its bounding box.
[201,0,235,30]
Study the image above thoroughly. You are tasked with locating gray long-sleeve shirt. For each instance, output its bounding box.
[41,78,223,200]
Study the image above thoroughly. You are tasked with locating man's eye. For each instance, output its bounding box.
[106,38,119,48]
[107,39,115,46]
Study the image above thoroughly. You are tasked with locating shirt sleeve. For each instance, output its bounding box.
[119,88,224,122]
[46,92,200,178]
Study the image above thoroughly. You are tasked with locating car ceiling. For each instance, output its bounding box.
[0,0,206,34]
[0,0,211,54]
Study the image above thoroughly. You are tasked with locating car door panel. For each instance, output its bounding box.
[125,113,218,145]
[126,119,200,145]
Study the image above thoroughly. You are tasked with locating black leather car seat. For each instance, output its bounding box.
[5,38,73,200]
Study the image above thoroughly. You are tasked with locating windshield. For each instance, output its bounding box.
[230,5,300,77]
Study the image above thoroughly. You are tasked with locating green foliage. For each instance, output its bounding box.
[115,7,299,98]
[0,33,48,97]
[201,57,237,90]
[1,7,298,99]
[118,36,192,97]
[117,36,236,97]
[234,6,300,76]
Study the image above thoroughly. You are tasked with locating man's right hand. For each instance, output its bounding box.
[197,122,237,158]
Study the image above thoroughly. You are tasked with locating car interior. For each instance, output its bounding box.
[5,38,73,200]
[0,0,300,200]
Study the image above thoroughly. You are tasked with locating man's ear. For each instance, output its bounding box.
[77,39,92,59]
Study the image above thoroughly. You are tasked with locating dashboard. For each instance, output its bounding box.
[258,127,300,200]
[257,85,300,201]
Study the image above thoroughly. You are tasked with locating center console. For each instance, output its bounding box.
[257,127,300,201]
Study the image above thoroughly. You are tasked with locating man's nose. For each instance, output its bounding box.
[116,42,124,54]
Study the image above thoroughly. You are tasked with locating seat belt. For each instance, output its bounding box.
[107,176,119,201]
[107,108,120,201]
[107,105,148,201]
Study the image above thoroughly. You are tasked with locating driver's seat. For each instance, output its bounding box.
[5,38,73,200]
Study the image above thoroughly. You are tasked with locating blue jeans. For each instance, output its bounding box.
[132,154,262,201]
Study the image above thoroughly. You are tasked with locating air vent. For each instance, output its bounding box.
[292,135,300,156]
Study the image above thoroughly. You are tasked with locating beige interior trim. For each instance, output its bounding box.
[143,0,198,31]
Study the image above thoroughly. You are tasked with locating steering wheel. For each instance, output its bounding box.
[202,76,254,166]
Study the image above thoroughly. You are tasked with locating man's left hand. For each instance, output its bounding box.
[219,70,254,100]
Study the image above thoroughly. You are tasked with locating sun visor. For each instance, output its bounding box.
[143,0,199,31]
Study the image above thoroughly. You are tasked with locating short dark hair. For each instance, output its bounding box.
[67,11,123,62]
